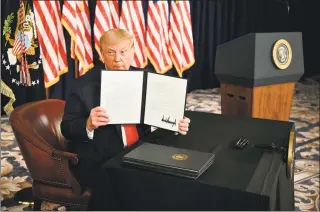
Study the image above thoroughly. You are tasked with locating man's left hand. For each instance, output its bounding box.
[178,117,190,135]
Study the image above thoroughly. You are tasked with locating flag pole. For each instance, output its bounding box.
[45,88,49,99]
[75,59,79,79]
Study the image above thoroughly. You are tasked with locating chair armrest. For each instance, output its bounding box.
[52,150,79,165]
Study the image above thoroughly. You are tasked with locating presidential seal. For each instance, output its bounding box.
[272,39,292,70]
[286,131,295,180]
[172,154,188,161]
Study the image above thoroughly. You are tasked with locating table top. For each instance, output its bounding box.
[104,111,294,196]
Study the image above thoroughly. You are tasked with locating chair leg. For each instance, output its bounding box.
[33,197,42,211]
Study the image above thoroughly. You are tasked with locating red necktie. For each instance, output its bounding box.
[124,124,139,146]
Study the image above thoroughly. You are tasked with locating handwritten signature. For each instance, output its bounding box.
[161,115,176,127]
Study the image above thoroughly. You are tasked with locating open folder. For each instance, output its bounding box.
[100,70,187,131]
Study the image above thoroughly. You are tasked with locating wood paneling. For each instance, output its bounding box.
[220,82,295,121]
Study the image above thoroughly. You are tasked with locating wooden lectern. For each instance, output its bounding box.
[215,32,304,121]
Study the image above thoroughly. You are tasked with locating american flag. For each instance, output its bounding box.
[61,0,93,76]
[12,32,28,56]
[13,1,28,56]
[33,0,68,88]
[169,0,195,77]
[146,0,172,74]
[94,0,120,60]
[119,1,147,68]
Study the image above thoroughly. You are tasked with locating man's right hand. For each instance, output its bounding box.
[86,107,110,132]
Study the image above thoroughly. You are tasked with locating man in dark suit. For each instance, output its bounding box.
[60,28,191,191]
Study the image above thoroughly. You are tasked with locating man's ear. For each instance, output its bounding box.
[100,50,105,62]
[100,45,105,57]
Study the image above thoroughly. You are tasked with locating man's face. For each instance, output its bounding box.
[101,39,134,70]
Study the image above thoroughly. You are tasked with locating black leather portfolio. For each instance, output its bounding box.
[122,143,215,179]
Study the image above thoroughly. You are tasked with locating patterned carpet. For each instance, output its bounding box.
[1,77,319,211]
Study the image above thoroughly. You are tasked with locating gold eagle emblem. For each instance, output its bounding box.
[172,154,188,160]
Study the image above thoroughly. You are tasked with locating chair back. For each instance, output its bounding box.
[9,99,70,185]
[10,99,68,150]
[9,99,90,209]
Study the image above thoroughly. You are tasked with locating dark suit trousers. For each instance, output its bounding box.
[70,156,119,210]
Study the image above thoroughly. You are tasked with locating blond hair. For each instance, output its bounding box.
[100,28,134,52]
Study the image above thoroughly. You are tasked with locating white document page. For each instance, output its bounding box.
[143,73,187,131]
[100,71,144,124]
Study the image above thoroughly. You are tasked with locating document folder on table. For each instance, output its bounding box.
[122,143,215,179]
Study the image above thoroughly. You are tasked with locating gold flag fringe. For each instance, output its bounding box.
[1,80,16,116]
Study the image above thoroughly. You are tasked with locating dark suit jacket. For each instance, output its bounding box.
[61,65,151,164]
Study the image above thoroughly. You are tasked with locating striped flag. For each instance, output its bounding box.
[146,0,172,74]
[12,32,28,56]
[169,0,195,77]
[33,0,68,88]
[61,0,93,76]
[119,1,147,68]
[12,1,29,56]
[94,0,120,60]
